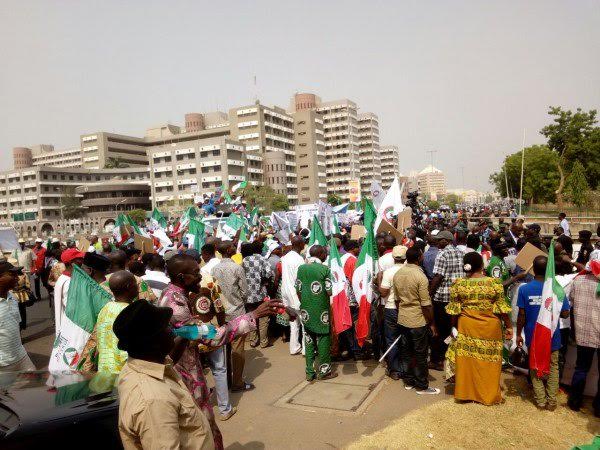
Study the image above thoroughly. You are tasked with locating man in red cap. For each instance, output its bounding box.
[53,248,85,334]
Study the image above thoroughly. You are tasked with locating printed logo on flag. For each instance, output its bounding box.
[383,205,394,221]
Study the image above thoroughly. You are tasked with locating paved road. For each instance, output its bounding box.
[21,295,449,449]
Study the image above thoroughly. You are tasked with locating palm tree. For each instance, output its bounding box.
[105,157,129,168]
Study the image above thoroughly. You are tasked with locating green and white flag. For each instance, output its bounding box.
[174,206,197,234]
[308,214,327,246]
[331,213,341,235]
[113,213,129,244]
[49,265,113,371]
[150,207,167,229]
[231,180,248,193]
[249,206,260,226]
[186,218,205,251]
[222,213,244,239]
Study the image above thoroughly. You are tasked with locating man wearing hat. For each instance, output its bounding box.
[113,300,215,449]
[53,248,85,334]
[0,259,36,373]
[576,230,594,266]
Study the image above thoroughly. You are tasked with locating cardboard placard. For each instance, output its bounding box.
[134,233,154,255]
[78,238,90,253]
[377,219,404,244]
[515,242,547,274]
[397,207,412,232]
[350,225,366,240]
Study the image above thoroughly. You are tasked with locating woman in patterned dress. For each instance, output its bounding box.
[445,251,512,405]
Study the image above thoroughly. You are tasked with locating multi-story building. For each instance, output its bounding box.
[380,145,400,190]
[13,145,83,169]
[317,99,362,200]
[416,165,447,200]
[288,94,328,204]
[0,166,151,238]
[357,113,381,193]
[80,132,148,169]
[228,102,297,203]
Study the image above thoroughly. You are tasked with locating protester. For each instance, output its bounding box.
[104,250,157,302]
[12,239,35,289]
[156,253,283,448]
[554,226,573,257]
[280,236,306,355]
[576,230,594,265]
[31,237,44,299]
[97,270,138,373]
[200,243,220,277]
[567,252,600,416]
[0,259,36,373]
[429,230,465,370]
[242,241,274,349]
[378,245,407,380]
[422,234,439,280]
[393,247,438,393]
[142,254,170,298]
[212,242,252,391]
[446,252,512,405]
[558,212,570,237]
[517,255,570,410]
[53,248,85,333]
[295,245,336,381]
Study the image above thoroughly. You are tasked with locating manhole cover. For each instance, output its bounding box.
[273,361,385,416]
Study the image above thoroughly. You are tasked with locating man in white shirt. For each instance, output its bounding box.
[281,237,306,355]
[378,245,407,380]
[200,243,220,277]
[142,254,171,299]
[558,212,570,237]
[53,249,85,333]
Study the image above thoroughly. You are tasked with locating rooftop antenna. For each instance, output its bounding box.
[425,149,437,170]
[253,75,259,104]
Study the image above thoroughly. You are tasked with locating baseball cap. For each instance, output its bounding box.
[18,238,25,244]
[61,248,85,264]
[51,238,60,244]
[35,238,43,243]
[437,230,454,241]
[0,260,23,275]
[113,300,173,352]
[527,223,541,232]
[392,245,408,259]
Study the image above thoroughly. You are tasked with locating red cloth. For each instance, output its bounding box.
[33,247,46,274]
[343,255,356,282]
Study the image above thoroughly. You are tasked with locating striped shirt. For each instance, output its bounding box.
[0,294,27,367]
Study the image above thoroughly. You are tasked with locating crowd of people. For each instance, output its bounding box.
[1,205,599,449]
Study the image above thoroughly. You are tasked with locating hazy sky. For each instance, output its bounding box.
[1,1,599,191]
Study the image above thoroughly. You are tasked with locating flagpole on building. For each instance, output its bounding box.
[518,129,526,216]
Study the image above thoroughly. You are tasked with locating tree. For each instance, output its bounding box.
[443,193,461,209]
[105,157,129,168]
[327,194,343,206]
[244,185,289,214]
[128,208,148,224]
[60,186,85,219]
[489,145,559,204]
[540,107,598,206]
[564,161,590,209]
[272,194,290,212]
[427,200,440,210]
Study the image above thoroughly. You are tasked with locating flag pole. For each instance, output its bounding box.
[518,129,526,215]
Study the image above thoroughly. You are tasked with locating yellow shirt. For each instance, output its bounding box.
[118,358,214,450]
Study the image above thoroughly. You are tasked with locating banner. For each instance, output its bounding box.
[348,179,361,203]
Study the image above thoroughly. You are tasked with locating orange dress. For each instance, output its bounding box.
[445,277,510,405]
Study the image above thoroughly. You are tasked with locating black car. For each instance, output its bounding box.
[0,370,121,449]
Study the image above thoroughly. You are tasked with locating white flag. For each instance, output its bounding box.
[374,177,404,233]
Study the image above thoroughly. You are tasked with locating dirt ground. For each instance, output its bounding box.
[23,300,599,449]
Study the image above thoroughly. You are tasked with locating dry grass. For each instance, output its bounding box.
[348,376,600,450]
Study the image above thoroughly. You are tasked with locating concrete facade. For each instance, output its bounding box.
[357,112,382,193]
[380,145,400,190]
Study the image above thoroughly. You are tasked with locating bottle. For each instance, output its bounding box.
[173,323,217,340]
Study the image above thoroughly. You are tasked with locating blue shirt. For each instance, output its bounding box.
[517,280,569,351]
[422,246,439,279]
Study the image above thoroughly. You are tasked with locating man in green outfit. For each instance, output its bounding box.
[295,245,337,382]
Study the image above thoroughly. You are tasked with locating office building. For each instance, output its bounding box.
[380,145,400,190]
[288,94,328,204]
[228,103,297,203]
[357,112,382,192]
[13,145,83,170]
[416,165,447,200]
